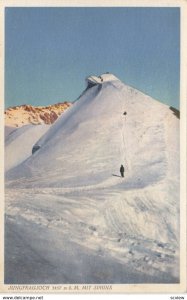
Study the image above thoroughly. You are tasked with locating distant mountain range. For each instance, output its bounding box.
[5,102,72,127]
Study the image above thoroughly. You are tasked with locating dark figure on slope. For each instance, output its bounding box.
[120,165,125,177]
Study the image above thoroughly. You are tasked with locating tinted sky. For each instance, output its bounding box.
[5,7,180,109]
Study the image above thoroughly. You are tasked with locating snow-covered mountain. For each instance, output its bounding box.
[5,102,71,127]
[4,102,71,172]
[5,73,180,285]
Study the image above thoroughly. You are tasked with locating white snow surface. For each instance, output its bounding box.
[5,74,179,284]
[5,124,50,172]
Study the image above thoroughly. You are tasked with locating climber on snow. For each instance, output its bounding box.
[99,76,103,82]
[120,165,125,177]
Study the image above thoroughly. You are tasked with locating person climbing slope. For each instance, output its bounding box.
[120,164,125,177]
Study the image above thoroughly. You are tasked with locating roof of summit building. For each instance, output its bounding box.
[86,73,119,84]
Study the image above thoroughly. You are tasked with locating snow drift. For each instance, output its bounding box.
[5,73,180,284]
[5,124,50,172]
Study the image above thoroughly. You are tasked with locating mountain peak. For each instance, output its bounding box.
[5,102,72,127]
[86,73,119,86]
[5,73,180,284]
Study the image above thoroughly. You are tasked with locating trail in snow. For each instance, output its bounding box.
[119,88,130,173]
[5,185,179,284]
[5,218,176,284]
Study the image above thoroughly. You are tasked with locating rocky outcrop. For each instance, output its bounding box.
[5,102,72,127]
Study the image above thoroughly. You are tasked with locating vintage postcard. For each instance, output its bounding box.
[0,0,186,294]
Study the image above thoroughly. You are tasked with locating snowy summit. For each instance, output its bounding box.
[5,73,180,284]
[86,73,119,84]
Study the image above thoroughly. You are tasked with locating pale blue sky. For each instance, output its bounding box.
[5,7,180,109]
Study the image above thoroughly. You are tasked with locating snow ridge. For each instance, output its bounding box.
[5,73,180,284]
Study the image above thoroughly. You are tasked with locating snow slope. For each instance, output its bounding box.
[5,73,180,284]
[5,124,50,172]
